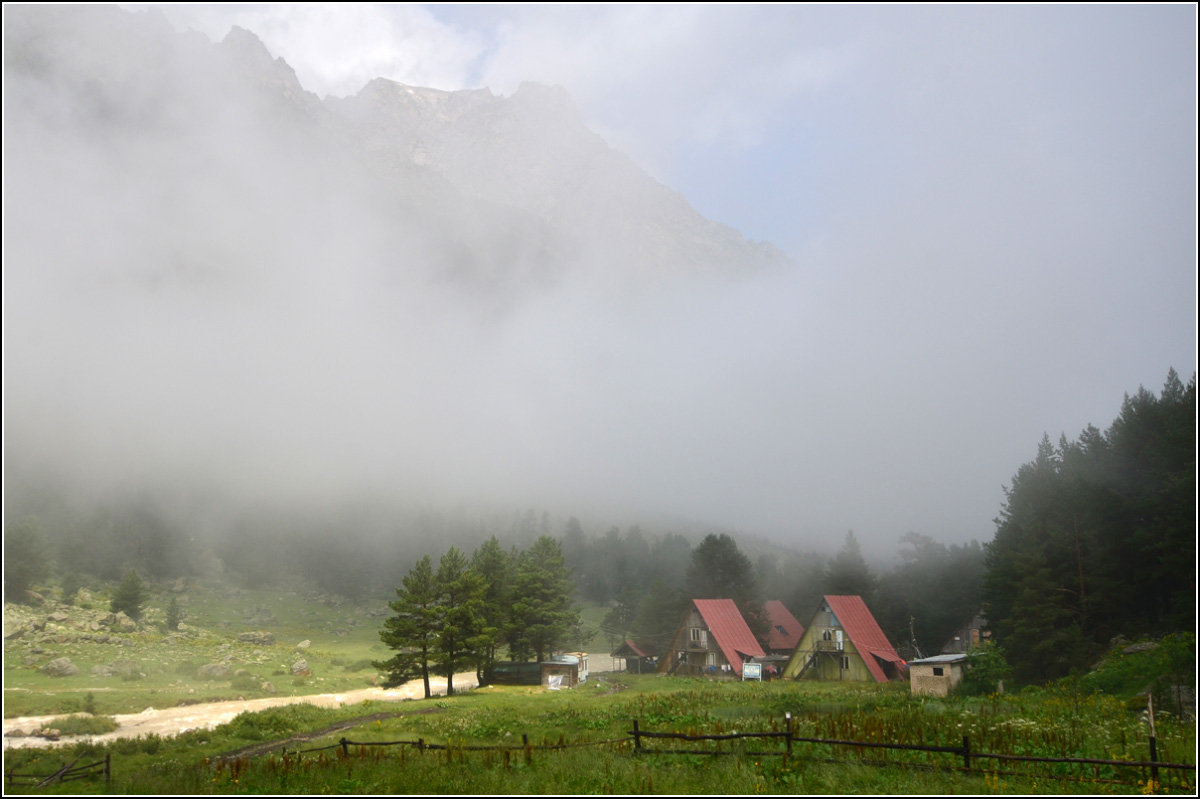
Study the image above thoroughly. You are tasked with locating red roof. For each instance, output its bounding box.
[824,595,905,683]
[613,640,652,658]
[764,600,804,651]
[693,599,765,676]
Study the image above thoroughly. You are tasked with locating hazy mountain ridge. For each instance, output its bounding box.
[3,4,794,544]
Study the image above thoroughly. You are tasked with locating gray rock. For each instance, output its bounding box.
[41,657,79,677]
[198,662,233,680]
[290,659,310,676]
[238,631,275,646]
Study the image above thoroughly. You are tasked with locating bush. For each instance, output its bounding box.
[957,642,1012,696]
[110,570,148,620]
[54,714,119,736]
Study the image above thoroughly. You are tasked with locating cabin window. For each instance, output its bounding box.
[933,666,944,676]
[840,656,849,670]
[822,629,832,641]
[690,628,707,647]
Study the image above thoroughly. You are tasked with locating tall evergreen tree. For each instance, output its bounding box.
[109,569,149,621]
[434,547,490,696]
[375,555,440,697]
[3,519,50,603]
[824,530,875,597]
[685,533,768,643]
[471,536,512,683]
[505,536,579,662]
[983,370,1196,685]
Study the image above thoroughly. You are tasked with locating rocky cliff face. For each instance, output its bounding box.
[4,4,789,304]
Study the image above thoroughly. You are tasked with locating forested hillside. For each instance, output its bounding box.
[983,368,1196,684]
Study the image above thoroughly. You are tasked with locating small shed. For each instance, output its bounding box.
[612,640,656,673]
[908,653,969,696]
[542,652,588,689]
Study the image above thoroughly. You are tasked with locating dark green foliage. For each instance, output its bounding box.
[823,530,875,597]
[375,555,439,696]
[164,595,183,631]
[957,641,1013,696]
[471,536,513,683]
[685,533,769,643]
[873,534,986,659]
[109,569,148,620]
[505,536,580,662]
[435,546,491,695]
[983,369,1196,686]
[3,518,50,602]
[1081,633,1197,715]
[60,571,83,605]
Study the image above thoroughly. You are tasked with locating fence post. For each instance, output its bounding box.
[1147,693,1160,791]
[633,719,641,752]
[785,712,792,756]
[340,737,349,757]
[961,735,971,770]
[418,738,425,753]
[523,734,531,765]
[105,754,111,785]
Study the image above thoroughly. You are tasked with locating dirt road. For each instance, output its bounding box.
[2,673,479,751]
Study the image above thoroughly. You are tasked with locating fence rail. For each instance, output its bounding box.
[8,717,1193,792]
[269,715,1193,791]
[6,754,110,788]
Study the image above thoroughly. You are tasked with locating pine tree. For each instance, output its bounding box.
[505,536,579,662]
[109,569,148,621]
[434,547,490,696]
[375,555,440,696]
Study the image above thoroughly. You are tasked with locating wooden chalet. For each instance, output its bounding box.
[656,599,765,678]
[781,595,907,683]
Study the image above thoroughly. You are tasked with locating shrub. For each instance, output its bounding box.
[110,570,148,621]
[957,641,1012,696]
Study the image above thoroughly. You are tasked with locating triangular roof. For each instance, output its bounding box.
[612,639,652,658]
[823,595,905,683]
[693,598,766,676]
[764,600,804,651]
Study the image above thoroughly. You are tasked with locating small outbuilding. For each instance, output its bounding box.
[542,652,588,689]
[611,640,656,674]
[908,653,969,696]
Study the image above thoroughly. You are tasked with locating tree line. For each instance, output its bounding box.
[375,535,580,697]
[7,370,1190,690]
[982,368,1195,685]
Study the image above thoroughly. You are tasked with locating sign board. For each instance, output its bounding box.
[742,662,762,681]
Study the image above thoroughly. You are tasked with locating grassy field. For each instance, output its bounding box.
[3,583,1195,794]
[3,675,1194,794]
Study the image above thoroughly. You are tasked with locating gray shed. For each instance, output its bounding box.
[908,653,969,697]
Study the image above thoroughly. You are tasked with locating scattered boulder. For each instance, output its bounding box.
[296,639,311,650]
[238,631,275,646]
[113,612,137,632]
[261,681,277,694]
[41,657,79,677]
[91,664,116,678]
[290,659,310,677]
[110,659,142,679]
[198,662,233,680]
[46,611,69,623]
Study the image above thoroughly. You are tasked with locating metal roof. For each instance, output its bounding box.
[764,600,805,651]
[909,653,969,665]
[693,598,766,676]
[824,595,906,683]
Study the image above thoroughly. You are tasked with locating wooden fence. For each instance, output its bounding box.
[5,754,110,789]
[260,715,1194,792]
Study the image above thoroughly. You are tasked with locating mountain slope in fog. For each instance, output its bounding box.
[3,4,791,533]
